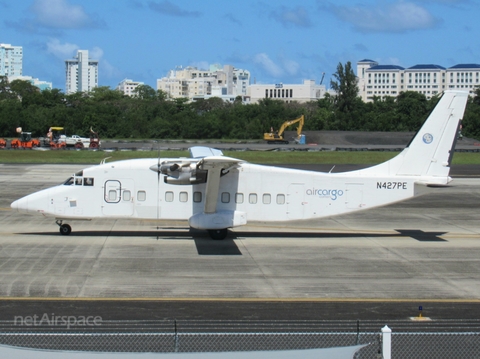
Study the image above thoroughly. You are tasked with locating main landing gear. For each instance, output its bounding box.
[208,228,228,240]
[56,220,72,235]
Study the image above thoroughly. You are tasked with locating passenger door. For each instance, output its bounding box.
[102,179,134,216]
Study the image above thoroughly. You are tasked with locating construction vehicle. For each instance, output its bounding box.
[47,127,67,149]
[264,115,305,144]
[73,127,100,149]
[10,128,41,149]
[0,138,6,149]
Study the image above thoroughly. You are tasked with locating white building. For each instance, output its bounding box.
[65,50,98,94]
[357,59,480,102]
[116,78,144,96]
[248,79,331,104]
[8,75,52,91]
[0,43,22,77]
[156,64,250,102]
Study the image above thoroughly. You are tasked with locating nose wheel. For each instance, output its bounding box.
[56,220,72,235]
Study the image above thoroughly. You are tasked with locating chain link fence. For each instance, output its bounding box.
[1,320,480,358]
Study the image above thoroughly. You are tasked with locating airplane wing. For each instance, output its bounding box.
[196,156,243,213]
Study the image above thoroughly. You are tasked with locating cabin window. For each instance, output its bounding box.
[84,178,94,186]
[179,192,188,202]
[263,193,271,204]
[276,194,285,205]
[221,192,230,203]
[108,190,117,201]
[193,192,202,203]
[235,193,244,204]
[123,190,131,201]
[249,193,257,204]
[137,190,146,201]
[165,191,174,202]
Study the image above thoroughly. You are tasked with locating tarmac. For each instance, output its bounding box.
[0,162,480,322]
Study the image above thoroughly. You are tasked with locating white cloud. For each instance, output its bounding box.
[148,1,201,17]
[325,1,438,33]
[270,6,312,28]
[254,53,284,77]
[90,47,104,60]
[282,58,300,76]
[30,0,95,29]
[46,38,79,59]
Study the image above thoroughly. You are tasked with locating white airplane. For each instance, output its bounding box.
[11,90,468,240]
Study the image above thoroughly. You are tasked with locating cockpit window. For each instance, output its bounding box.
[64,177,74,186]
[64,176,94,186]
[75,170,83,177]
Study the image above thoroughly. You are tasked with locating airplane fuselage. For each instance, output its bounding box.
[14,158,420,224]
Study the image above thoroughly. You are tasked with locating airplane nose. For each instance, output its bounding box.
[11,197,28,213]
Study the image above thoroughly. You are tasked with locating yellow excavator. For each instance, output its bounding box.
[264,115,305,144]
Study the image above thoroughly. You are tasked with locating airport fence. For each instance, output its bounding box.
[1,320,480,358]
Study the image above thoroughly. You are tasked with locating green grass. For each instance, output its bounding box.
[0,149,479,165]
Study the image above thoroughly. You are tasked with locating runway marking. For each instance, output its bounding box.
[1,297,480,303]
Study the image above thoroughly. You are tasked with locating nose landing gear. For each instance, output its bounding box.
[56,220,72,235]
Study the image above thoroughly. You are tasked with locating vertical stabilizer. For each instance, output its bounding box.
[356,90,469,183]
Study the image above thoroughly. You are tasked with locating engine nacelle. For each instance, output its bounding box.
[189,210,247,230]
[158,161,207,185]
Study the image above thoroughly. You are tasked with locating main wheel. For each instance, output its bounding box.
[89,142,99,149]
[75,142,84,149]
[59,224,72,235]
[208,228,228,240]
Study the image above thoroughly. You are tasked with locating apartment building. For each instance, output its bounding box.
[116,78,144,96]
[8,75,52,91]
[0,43,22,77]
[156,64,250,101]
[65,50,98,94]
[357,59,480,102]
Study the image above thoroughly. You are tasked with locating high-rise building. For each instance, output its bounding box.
[0,43,23,77]
[357,59,480,102]
[65,50,98,94]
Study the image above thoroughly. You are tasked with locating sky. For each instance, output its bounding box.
[1,0,479,92]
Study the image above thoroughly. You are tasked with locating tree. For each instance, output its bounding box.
[330,61,359,113]
[133,85,156,100]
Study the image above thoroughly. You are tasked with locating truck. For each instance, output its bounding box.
[60,134,91,147]
[264,115,305,144]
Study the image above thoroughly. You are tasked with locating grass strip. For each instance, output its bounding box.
[0,149,478,165]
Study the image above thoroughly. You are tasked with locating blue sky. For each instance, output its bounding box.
[1,0,478,92]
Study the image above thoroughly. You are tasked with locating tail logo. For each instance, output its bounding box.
[422,133,434,144]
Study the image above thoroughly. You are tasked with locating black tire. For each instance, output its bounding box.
[89,142,99,149]
[75,142,84,149]
[208,228,228,240]
[59,224,72,235]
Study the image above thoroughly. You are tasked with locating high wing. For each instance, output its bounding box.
[188,152,246,238]
[195,155,243,214]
